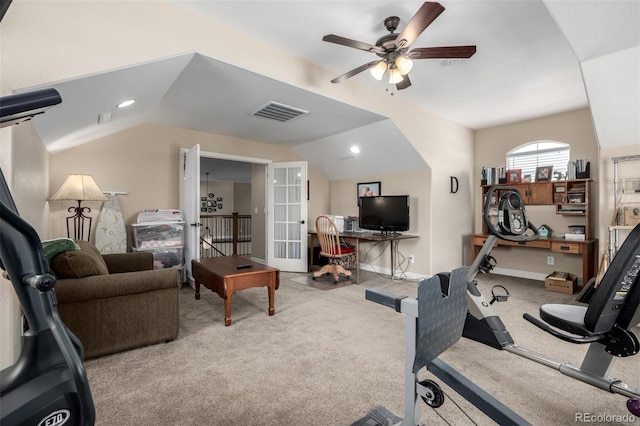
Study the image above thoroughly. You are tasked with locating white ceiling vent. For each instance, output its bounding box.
[250,101,309,123]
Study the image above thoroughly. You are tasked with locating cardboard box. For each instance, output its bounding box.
[623,206,640,226]
[545,271,578,294]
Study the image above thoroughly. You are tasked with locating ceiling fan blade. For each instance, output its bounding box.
[408,46,477,59]
[322,34,385,54]
[394,2,445,49]
[396,75,411,90]
[330,61,382,84]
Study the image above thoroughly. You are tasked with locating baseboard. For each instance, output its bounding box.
[359,263,427,281]
[492,267,546,281]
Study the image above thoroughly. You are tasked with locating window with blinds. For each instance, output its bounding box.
[506,141,570,180]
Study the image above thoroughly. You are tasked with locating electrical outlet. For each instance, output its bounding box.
[408,255,415,264]
[547,256,554,265]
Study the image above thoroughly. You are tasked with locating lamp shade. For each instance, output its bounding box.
[50,174,107,201]
[369,61,388,81]
[395,56,414,75]
[388,68,404,84]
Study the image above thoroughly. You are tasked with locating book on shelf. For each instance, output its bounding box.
[481,166,506,185]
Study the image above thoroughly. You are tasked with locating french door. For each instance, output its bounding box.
[267,161,308,272]
[182,144,200,285]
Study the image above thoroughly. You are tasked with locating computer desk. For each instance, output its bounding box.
[308,231,419,284]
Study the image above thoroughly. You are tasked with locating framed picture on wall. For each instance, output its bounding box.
[357,181,381,206]
[507,169,522,184]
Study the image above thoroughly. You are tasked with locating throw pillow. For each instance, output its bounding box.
[52,240,109,278]
[41,238,80,264]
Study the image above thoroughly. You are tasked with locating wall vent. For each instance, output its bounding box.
[250,101,309,123]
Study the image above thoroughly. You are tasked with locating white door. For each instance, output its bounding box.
[267,161,308,272]
[182,144,200,284]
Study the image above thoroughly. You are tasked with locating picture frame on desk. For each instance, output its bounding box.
[507,169,522,184]
[357,181,381,206]
[535,165,553,181]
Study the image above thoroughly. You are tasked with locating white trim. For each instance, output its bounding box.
[178,148,272,165]
[201,150,272,165]
[492,267,546,281]
[359,264,427,281]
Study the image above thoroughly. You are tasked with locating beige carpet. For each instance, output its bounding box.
[84,271,639,425]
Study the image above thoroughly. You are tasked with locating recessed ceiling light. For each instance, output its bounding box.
[350,146,360,154]
[117,99,135,108]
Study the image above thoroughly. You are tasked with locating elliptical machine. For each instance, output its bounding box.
[0,89,95,425]
[465,185,640,415]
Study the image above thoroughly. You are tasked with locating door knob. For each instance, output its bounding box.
[300,220,305,224]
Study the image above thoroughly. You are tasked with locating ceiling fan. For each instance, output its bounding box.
[323,2,476,91]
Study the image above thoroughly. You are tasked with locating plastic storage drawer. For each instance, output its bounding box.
[133,247,184,269]
[132,222,184,249]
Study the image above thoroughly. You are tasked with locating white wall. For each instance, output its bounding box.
[0,123,50,369]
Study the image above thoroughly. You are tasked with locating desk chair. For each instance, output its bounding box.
[313,215,355,284]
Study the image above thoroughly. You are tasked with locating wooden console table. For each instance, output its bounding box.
[471,234,597,283]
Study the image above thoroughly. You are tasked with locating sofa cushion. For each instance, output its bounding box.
[52,240,109,278]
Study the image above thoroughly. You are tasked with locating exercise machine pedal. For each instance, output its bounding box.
[489,285,510,305]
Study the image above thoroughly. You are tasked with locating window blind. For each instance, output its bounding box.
[507,144,570,179]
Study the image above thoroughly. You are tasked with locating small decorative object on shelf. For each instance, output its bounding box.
[538,224,553,239]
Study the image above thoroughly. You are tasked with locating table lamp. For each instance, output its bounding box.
[50,174,106,241]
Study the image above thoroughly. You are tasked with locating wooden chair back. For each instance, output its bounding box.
[315,215,348,259]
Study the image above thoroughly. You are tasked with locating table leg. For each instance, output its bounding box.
[224,277,233,326]
[268,272,276,316]
[355,239,360,284]
[195,279,201,300]
[391,240,396,278]
[308,234,315,273]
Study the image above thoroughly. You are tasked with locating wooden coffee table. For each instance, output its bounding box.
[192,256,280,326]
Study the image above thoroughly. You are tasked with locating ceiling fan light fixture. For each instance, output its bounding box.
[388,68,404,84]
[395,56,414,75]
[369,61,388,81]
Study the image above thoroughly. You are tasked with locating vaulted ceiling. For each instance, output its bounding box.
[4,1,639,180]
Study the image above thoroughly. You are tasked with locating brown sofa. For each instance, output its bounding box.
[50,240,180,359]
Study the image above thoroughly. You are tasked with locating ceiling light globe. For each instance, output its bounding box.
[369,62,388,81]
[395,56,414,75]
[350,146,360,154]
[388,68,404,84]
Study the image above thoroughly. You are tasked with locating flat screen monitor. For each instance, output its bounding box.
[359,195,410,234]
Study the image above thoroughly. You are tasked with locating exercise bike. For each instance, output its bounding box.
[0,89,96,425]
[365,186,639,425]
[465,186,640,415]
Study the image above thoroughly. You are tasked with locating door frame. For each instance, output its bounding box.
[179,148,272,265]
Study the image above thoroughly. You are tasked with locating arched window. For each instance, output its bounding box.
[506,141,570,180]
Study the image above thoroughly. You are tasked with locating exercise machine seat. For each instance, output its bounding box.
[528,223,640,342]
[539,305,589,336]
